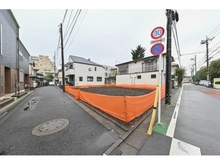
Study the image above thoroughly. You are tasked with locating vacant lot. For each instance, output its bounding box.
[79,87,153,96]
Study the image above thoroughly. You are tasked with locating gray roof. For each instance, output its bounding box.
[69,55,104,67]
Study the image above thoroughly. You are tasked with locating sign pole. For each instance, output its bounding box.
[158,53,162,124]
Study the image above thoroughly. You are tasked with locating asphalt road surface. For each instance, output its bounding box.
[0,86,118,155]
[174,83,220,155]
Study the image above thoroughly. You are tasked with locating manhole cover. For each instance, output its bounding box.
[32,118,69,136]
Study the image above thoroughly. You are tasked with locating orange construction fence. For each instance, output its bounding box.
[65,84,165,122]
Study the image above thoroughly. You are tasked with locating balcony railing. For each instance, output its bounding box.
[118,65,158,75]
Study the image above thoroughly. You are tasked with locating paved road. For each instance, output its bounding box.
[174,84,220,155]
[0,86,118,155]
[138,84,220,155]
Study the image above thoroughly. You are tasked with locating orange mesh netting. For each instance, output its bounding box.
[65,84,165,122]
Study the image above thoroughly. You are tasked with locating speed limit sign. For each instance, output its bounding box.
[151,26,165,39]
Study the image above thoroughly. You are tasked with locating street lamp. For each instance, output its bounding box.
[200,36,214,86]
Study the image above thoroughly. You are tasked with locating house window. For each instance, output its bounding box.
[19,51,23,57]
[137,75,141,79]
[105,73,108,76]
[0,23,2,55]
[88,68,91,71]
[19,70,24,82]
[87,76,93,82]
[79,77,83,81]
[97,77,102,82]
[151,74,156,79]
[95,67,97,71]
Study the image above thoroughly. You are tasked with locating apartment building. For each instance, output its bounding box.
[30,55,56,76]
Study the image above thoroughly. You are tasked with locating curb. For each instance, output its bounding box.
[0,89,36,116]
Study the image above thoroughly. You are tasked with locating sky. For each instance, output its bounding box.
[1,0,220,77]
[2,0,220,163]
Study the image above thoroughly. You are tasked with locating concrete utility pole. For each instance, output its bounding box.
[201,36,214,87]
[165,9,179,105]
[59,23,65,92]
[165,9,172,105]
[191,55,197,82]
[54,51,56,86]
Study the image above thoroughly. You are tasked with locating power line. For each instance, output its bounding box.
[208,23,220,39]
[62,9,68,25]
[171,26,181,66]
[64,9,82,48]
[173,21,181,59]
[64,9,79,40]
[63,10,73,38]
[65,9,88,53]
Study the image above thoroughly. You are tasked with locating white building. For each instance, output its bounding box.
[65,55,105,86]
[116,54,170,85]
[102,65,116,83]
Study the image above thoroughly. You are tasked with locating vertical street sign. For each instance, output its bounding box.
[150,26,165,124]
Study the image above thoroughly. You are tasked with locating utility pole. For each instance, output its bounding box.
[59,23,65,92]
[206,36,209,86]
[195,55,197,81]
[201,36,214,87]
[165,9,172,105]
[54,51,56,86]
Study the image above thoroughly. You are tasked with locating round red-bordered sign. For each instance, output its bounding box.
[150,43,164,56]
[151,26,165,39]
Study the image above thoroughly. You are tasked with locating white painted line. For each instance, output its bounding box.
[166,85,184,138]
[0,112,8,119]
[169,138,201,155]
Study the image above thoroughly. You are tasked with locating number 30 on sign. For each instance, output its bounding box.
[151,26,165,39]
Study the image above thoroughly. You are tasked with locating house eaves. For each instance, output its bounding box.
[115,53,166,66]
[8,10,20,28]
[70,55,105,68]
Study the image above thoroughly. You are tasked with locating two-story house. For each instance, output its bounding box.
[115,53,171,85]
[65,55,105,86]
[0,10,30,97]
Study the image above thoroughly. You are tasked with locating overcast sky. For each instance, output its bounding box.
[3,0,220,76]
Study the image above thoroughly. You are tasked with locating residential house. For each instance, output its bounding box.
[55,69,67,86]
[65,55,105,86]
[29,59,38,87]
[0,10,30,97]
[106,68,117,84]
[115,53,171,85]
[102,65,116,84]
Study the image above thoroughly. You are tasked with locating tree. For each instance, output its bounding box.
[209,59,220,83]
[131,45,146,60]
[44,73,54,83]
[175,67,185,86]
[196,67,207,82]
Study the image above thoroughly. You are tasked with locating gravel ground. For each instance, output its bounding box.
[80,87,153,96]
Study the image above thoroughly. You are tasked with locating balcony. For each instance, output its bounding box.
[65,68,75,76]
[118,65,158,75]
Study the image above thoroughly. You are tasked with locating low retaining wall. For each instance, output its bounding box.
[0,98,15,109]
[66,84,165,122]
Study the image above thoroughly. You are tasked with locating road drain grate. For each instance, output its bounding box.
[32,118,69,136]
[109,147,122,155]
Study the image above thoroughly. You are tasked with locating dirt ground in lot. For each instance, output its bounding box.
[79,87,153,96]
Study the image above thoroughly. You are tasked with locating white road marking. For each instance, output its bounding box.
[169,138,201,155]
[166,85,184,138]
[0,112,8,119]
